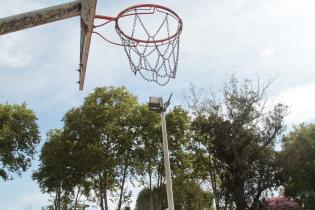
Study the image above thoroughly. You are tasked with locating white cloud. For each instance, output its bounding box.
[269,83,315,125]
[0,0,50,68]
[0,33,35,68]
[260,46,276,59]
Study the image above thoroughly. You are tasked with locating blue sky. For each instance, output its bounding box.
[1,0,315,209]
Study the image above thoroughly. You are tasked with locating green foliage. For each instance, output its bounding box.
[187,76,287,210]
[134,105,212,210]
[135,188,152,210]
[167,106,192,174]
[34,86,217,209]
[33,129,90,210]
[136,180,214,210]
[280,124,315,208]
[62,86,139,210]
[132,104,161,191]
[33,129,69,193]
[34,87,140,210]
[173,179,214,210]
[0,103,40,181]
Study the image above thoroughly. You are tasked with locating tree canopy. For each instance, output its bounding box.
[0,103,40,181]
[187,77,287,210]
[280,124,315,209]
[32,78,315,210]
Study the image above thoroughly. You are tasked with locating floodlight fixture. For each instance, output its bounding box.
[149,97,163,112]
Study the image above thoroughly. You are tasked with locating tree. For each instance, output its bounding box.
[166,106,192,179]
[280,124,315,209]
[62,86,139,210]
[187,76,287,210]
[0,103,40,181]
[33,129,67,210]
[33,129,90,210]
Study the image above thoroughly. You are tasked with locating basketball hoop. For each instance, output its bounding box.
[94,4,183,86]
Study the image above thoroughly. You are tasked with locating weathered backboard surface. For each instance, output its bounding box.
[0,0,98,91]
[79,0,97,90]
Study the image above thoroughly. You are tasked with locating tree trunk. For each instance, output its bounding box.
[74,186,81,210]
[211,174,220,210]
[118,159,129,210]
[100,176,105,210]
[224,200,228,210]
[54,190,59,210]
[149,171,154,210]
[223,192,231,210]
[156,170,161,210]
[233,179,248,210]
[56,185,61,210]
[54,192,57,210]
[62,195,68,210]
[104,188,109,210]
[249,181,263,210]
[209,166,220,210]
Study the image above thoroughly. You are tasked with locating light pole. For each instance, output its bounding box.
[148,94,174,210]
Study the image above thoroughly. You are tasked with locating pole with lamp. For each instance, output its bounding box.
[148,94,174,210]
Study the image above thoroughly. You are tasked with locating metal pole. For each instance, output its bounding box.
[160,110,175,210]
[0,0,81,35]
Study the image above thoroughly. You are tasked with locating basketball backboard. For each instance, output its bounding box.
[79,0,97,90]
[0,0,97,90]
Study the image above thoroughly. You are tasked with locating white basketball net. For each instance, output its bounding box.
[116,9,181,86]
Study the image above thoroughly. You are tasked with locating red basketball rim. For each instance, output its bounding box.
[115,4,183,44]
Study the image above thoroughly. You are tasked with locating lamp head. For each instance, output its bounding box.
[149,97,163,112]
